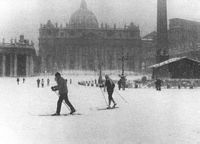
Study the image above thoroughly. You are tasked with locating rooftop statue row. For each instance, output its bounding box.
[40,20,139,31]
[0,35,34,48]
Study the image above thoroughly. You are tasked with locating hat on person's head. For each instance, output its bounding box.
[105,74,109,79]
[55,72,61,77]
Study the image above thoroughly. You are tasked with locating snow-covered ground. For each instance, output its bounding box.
[1,75,200,144]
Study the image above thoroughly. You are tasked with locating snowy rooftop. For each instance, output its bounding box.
[149,57,200,68]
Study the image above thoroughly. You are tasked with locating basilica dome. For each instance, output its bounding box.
[69,0,99,29]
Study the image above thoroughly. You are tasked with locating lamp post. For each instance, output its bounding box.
[118,53,128,90]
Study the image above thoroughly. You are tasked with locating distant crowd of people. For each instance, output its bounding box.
[37,78,50,88]
[78,79,98,87]
[78,76,127,91]
[16,77,26,85]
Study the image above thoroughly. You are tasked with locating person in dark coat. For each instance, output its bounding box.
[118,79,122,90]
[104,75,117,108]
[37,78,40,88]
[155,78,162,91]
[23,78,25,83]
[41,79,44,88]
[17,78,20,85]
[47,78,50,86]
[51,72,76,115]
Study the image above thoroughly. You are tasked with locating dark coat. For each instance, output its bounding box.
[53,77,68,94]
[155,79,162,87]
[105,79,115,92]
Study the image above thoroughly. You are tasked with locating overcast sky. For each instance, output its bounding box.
[0,0,200,50]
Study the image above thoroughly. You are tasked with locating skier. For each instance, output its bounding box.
[51,72,76,115]
[104,75,117,109]
[41,79,44,88]
[17,78,20,85]
[47,78,50,86]
[37,78,40,88]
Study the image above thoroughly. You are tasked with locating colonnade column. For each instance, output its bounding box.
[10,54,13,76]
[14,54,17,77]
[2,55,6,77]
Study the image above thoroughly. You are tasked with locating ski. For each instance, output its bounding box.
[37,113,82,116]
[97,106,119,111]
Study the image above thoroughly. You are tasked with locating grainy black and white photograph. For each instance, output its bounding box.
[0,0,200,143]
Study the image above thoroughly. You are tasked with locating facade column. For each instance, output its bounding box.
[75,47,78,70]
[26,55,30,77]
[14,54,17,77]
[65,49,69,70]
[2,54,6,77]
[10,54,13,76]
[85,46,88,70]
[79,47,82,70]
[41,57,46,73]
[113,48,117,70]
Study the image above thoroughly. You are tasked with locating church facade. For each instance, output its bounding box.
[39,0,141,73]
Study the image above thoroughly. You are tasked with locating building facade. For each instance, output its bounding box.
[0,35,36,77]
[169,18,200,58]
[39,0,141,73]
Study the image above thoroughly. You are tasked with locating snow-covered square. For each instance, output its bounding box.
[1,75,200,144]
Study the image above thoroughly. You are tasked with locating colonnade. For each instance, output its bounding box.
[1,54,34,77]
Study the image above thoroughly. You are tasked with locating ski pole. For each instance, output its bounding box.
[99,87,108,106]
[114,90,128,103]
[54,91,70,111]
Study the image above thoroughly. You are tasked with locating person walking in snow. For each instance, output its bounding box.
[47,78,50,86]
[118,79,122,90]
[37,78,40,88]
[104,75,117,108]
[17,78,20,85]
[155,78,162,91]
[51,72,76,115]
[23,78,25,83]
[41,79,44,88]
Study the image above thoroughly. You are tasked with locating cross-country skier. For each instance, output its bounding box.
[51,72,76,116]
[104,75,117,109]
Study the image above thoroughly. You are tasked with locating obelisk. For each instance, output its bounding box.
[156,0,169,63]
